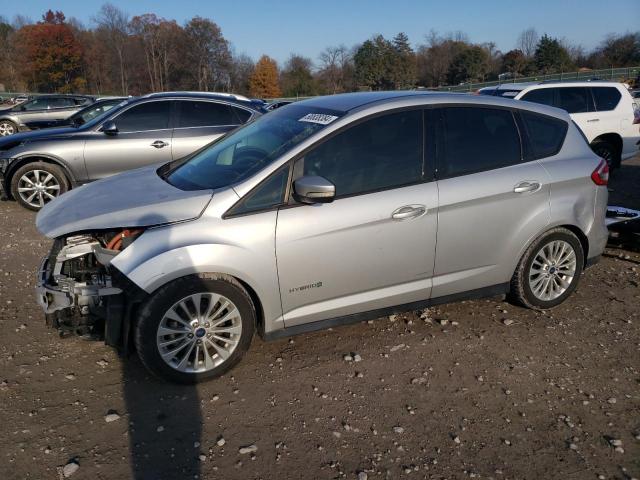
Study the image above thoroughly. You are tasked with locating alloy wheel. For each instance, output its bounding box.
[528,240,577,301]
[17,169,61,209]
[0,121,16,136]
[156,293,243,373]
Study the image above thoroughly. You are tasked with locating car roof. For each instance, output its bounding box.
[295,90,572,121]
[29,93,95,98]
[139,91,262,111]
[297,91,436,112]
[480,80,625,92]
[143,91,250,102]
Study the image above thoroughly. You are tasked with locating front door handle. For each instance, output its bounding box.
[151,140,169,148]
[391,205,427,221]
[514,181,541,194]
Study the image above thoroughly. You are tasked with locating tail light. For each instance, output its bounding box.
[633,108,640,125]
[591,159,609,186]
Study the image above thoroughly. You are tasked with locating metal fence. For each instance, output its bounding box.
[432,66,640,92]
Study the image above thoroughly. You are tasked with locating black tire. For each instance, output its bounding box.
[134,274,256,384]
[510,228,584,310]
[10,161,70,211]
[591,140,620,170]
[0,119,18,136]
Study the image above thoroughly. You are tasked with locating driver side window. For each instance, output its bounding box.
[113,101,171,133]
[299,109,424,197]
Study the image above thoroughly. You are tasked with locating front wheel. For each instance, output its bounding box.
[510,228,584,310]
[10,161,70,211]
[0,120,17,136]
[134,274,256,384]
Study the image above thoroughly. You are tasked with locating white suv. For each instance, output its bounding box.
[479,82,640,169]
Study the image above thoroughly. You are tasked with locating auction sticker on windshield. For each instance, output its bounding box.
[298,113,339,125]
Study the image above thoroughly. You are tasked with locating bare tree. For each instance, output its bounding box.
[229,52,255,95]
[93,3,130,94]
[184,17,231,91]
[417,30,469,87]
[318,45,351,93]
[517,28,539,57]
[11,15,32,29]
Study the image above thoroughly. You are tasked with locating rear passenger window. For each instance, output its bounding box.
[301,110,423,197]
[521,88,555,107]
[48,98,76,108]
[178,101,236,127]
[231,107,252,124]
[556,87,592,113]
[519,111,568,160]
[439,107,521,178]
[591,87,621,111]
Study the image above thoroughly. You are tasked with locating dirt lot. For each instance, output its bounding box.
[0,157,639,480]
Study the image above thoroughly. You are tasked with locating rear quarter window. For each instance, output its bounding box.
[439,106,522,178]
[591,87,621,111]
[518,111,568,160]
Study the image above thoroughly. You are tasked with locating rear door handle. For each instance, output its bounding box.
[392,205,427,221]
[151,140,169,148]
[586,118,600,123]
[514,181,541,194]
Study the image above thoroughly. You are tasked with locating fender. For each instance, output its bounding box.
[5,153,79,191]
[110,210,286,335]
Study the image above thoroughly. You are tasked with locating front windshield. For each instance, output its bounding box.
[83,99,131,129]
[165,104,344,191]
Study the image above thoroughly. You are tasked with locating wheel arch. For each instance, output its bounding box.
[5,155,76,198]
[590,132,623,156]
[514,223,590,278]
[122,271,268,353]
[558,224,589,267]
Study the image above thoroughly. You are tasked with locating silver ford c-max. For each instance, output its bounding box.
[34,91,609,383]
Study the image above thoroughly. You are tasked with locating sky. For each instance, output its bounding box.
[0,0,638,64]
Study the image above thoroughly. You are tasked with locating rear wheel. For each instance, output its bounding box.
[591,140,620,170]
[510,228,584,310]
[135,274,256,384]
[0,120,17,136]
[10,161,70,211]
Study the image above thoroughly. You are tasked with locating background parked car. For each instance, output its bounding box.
[43,97,126,129]
[0,94,95,136]
[478,81,640,169]
[265,100,294,111]
[0,92,264,210]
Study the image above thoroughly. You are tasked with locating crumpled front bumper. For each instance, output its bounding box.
[35,257,74,314]
[0,158,9,200]
[35,239,122,315]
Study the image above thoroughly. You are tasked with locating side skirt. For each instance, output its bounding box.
[261,283,509,341]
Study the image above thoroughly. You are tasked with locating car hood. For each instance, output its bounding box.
[36,164,213,238]
[0,127,79,149]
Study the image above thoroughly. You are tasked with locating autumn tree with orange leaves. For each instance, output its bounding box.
[15,10,85,92]
[249,55,281,98]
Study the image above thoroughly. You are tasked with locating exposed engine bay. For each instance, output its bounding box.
[36,229,145,347]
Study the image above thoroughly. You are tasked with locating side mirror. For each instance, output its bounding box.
[293,175,335,204]
[102,120,118,135]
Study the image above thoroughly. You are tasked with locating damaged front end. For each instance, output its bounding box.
[36,230,147,351]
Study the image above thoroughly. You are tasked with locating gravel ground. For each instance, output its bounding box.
[0,156,639,480]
